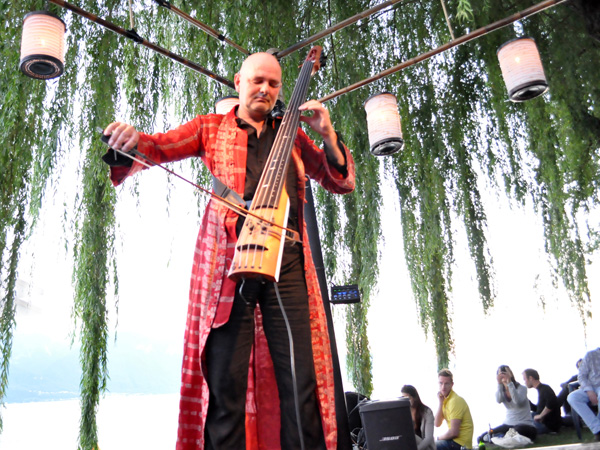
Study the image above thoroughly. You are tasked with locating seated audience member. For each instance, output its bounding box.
[402,384,435,450]
[435,369,474,450]
[567,347,600,442]
[557,359,583,417]
[477,365,536,443]
[523,368,562,433]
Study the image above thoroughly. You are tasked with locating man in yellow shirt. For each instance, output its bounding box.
[435,369,474,450]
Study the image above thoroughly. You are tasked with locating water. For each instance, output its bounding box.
[0,384,578,449]
[0,393,180,450]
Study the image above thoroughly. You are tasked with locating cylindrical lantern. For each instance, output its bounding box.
[497,37,548,102]
[364,92,404,156]
[215,96,239,115]
[20,11,66,80]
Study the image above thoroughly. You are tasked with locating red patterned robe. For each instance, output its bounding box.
[109,107,355,450]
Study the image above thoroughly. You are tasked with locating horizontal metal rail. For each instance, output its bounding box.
[49,0,235,89]
[153,0,250,55]
[277,0,405,59]
[319,0,568,103]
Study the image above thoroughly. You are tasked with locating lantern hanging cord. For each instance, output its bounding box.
[440,0,455,40]
[128,0,135,30]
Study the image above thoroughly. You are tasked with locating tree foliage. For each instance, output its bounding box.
[0,0,599,444]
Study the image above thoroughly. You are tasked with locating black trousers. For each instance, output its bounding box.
[204,245,326,450]
[479,423,537,442]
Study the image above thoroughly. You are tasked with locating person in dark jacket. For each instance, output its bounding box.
[522,368,561,433]
[557,359,582,416]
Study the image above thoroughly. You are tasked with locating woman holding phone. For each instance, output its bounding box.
[477,365,537,443]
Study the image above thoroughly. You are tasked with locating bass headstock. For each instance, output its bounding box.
[304,46,323,76]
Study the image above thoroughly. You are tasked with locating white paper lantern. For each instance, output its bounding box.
[497,37,548,102]
[364,92,404,156]
[215,96,240,115]
[20,11,66,80]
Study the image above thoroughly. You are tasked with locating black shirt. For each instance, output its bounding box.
[236,115,299,233]
[535,383,561,431]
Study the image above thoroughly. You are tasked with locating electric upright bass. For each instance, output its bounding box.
[228,46,323,282]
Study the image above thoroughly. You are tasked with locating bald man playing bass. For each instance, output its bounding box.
[102,52,355,450]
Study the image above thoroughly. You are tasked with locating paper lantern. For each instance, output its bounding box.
[364,92,404,156]
[215,96,239,115]
[497,37,548,102]
[20,11,66,80]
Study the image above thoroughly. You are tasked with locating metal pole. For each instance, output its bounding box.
[49,0,235,89]
[319,0,569,103]
[277,0,405,59]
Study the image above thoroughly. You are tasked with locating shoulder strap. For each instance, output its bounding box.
[212,176,245,208]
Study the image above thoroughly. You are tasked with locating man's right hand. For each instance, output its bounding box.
[587,390,599,406]
[104,122,140,152]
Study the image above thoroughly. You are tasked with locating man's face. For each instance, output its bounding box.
[438,375,453,397]
[235,53,282,120]
[522,373,533,388]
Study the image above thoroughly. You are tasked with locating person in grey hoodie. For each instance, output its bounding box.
[477,365,537,443]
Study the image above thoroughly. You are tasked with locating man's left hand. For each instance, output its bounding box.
[299,100,345,167]
[299,100,337,145]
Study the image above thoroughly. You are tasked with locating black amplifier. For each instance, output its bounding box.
[359,399,418,450]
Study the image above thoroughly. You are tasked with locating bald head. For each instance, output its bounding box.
[234,52,282,123]
[239,52,281,78]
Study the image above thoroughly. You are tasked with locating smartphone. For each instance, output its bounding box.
[97,127,111,146]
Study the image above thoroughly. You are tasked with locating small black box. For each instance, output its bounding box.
[359,399,418,450]
[330,284,361,304]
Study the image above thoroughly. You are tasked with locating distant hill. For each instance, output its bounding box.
[6,331,182,403]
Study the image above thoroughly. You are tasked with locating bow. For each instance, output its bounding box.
[99,128,302,243]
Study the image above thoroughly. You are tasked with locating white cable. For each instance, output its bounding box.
[274,282,306,450]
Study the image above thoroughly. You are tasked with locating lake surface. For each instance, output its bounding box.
[0,393,180,450]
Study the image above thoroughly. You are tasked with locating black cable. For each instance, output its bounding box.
[273,282,305,450]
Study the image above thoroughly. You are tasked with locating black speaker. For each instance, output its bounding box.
[359,399,418,450]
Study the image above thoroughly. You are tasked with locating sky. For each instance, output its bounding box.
[7,128,600,445]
